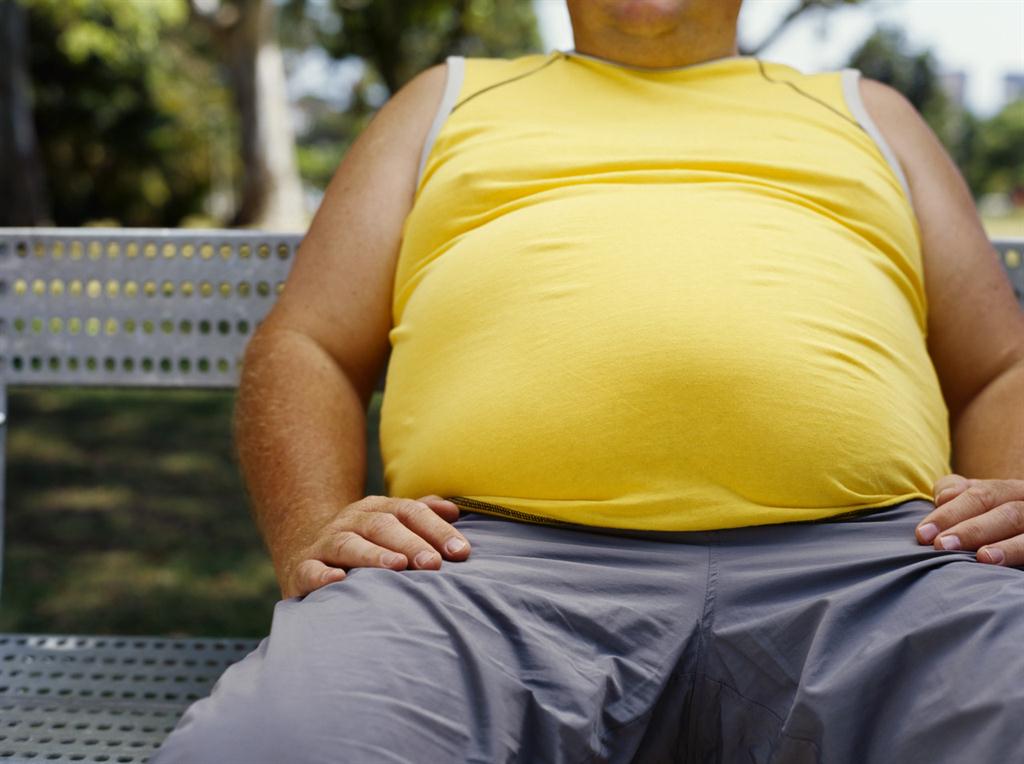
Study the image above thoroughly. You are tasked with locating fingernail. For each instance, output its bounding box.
[939,535,961,551]
[981,547,1005,565]
[445,538,466,555]
[414,550,437,568]
[381,552,403,567]
[918,523,939,543]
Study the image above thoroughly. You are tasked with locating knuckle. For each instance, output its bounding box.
[965,484,997,510]
[1002,501,1024,530]
[394,499,430,522]
[366,511,400,535]
[332,530,360,558]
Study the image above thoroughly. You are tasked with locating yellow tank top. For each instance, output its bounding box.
[380,50,951,531]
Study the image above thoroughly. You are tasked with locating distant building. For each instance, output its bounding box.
[938,71,967,107]
[1004,73,1024,105]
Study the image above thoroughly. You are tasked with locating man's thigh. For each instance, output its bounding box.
[151,514,712,764]
[706,500,1024,763]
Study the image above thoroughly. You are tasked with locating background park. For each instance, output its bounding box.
[0,0,1021,639]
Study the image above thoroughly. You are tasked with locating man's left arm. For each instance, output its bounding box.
[860,79,1024,564]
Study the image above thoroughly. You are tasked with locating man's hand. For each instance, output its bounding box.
[282,495,470,599]
[916,475,1024,565]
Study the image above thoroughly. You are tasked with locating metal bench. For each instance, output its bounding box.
[0,227,1022,763]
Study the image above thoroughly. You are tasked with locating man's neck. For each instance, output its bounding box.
[571,32,739,70]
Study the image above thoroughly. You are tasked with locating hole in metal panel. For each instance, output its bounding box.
[106,280,120,298]
[30,356,42,371]
[219,244,232,260]
[88,241,102,260]
[16,241,28,257]
[276,281,285,295]
[179,319,192,334]
[31,318,43,334]
[258,244,270,259]
[197,358,210,373]
[107,242,121,259]
[219,282,231,298]
[32,279,46,296]
[85,357,97,371]
[70,241,83,260]
[13,318,25,333]
[50,279,64,296]
[104,357,116,372]
[239,243,251,259]
[124,281,138,298]
[162,243,176,259]
[67,357,79,371]
[199,281,213,298]
[123,318,136,333]
[105,318,118,336]
[48,356,59,371]
[122,357,135,372]
[69,280,83,297]
[143,243,157,259]
[237,281,251,297]
[217,320,230,335]
[141,320,154,335]
[50,317,63,334]
[160,320,173,334]
[86,280,102,299]
[1006,249,1020,269]
[217,358,230,373]
[237,320,250,334]
[200,244,214,260]
[13,279,26,296]
[143,281,157,298]
[85,318,100,337]
[159,358,172,373]
[179,358,191,373]
[51,241,64,259]
[141,358,154,372]
[125,242,139,259]
[277,243,290,259]
[180,281,194,297]
[198,320,211,335]
[256,281,270,297]
[161,280,175,297]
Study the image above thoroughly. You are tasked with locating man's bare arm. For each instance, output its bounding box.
[861,79,1024,562]
[236,64,470,598]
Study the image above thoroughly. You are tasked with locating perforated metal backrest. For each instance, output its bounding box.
[0,229,298,389]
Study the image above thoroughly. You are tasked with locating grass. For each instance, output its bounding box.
[0,388,383,638]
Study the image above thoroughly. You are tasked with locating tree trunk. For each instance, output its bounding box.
[197,0,306,230]
[0,0,51,225]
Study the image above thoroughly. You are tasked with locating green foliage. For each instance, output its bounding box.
[969,100,1024,196]
[22,0,237,226]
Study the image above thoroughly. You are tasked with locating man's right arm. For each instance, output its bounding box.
[235,64,470,600]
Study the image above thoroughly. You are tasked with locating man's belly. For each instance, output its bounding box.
[381,188,950,530]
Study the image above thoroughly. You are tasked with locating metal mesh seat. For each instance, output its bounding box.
[0,228,1021,763]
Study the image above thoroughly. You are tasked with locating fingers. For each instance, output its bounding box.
[417,494,461,523]
[932,473,971,506]
[916,479,1024,554]
[291,558,347,598]
[976,533,1024,566]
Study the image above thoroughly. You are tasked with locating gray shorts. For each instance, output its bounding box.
[151,500,1024,763]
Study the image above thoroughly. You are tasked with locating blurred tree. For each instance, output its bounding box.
[968,100,1024,198]
[848,27,975,185]
[190,0,306,229]
[741,0,872,55]
[21,0,236,227]
[283,0,541,194]
[0,0,50,225]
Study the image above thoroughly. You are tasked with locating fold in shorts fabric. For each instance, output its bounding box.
[151,500,1024,763]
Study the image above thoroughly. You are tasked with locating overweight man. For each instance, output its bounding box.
[153,0,1024,761]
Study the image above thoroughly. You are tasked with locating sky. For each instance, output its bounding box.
[531,0,1024,117]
